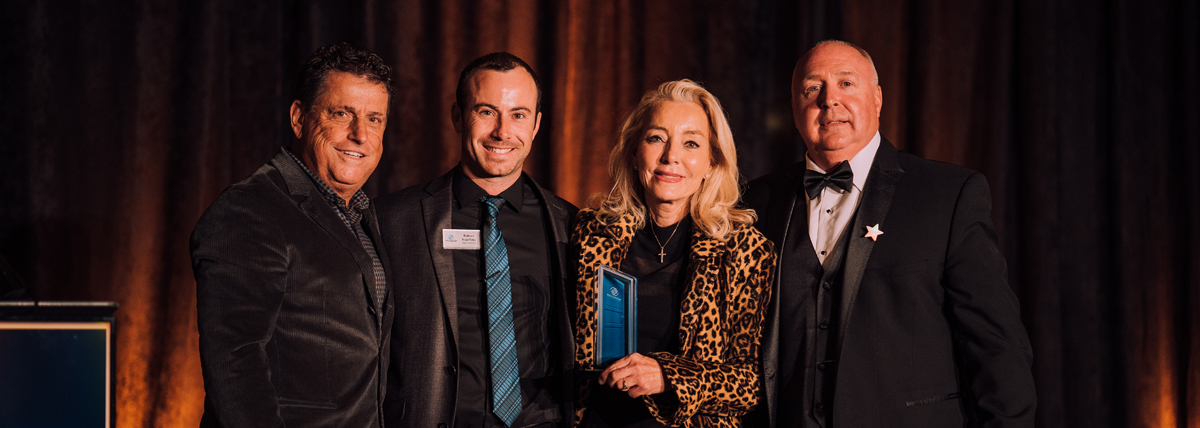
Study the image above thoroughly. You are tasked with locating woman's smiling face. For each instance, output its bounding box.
[636,100,714,210]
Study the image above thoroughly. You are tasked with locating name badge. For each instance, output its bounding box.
[443,229,481,250]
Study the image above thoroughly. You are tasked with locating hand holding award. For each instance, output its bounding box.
[598,352,665,398]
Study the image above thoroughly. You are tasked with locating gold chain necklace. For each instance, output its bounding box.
[650,219,682,263]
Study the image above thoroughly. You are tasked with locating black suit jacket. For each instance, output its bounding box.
[376,169,578,427]
[744,138,1035,428]
[192,149,394,427]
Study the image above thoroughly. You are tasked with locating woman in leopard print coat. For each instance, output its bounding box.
[571,80,776,428]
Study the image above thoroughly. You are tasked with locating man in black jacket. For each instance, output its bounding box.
[377,52,576,428]
[745,40,1036,428]
[192,42,395,427]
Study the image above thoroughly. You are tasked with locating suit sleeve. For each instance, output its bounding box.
[192,189,289,428]
[645,234,777,423]
[943,173,1036,427]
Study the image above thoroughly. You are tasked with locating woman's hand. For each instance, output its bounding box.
[598,353,667,398]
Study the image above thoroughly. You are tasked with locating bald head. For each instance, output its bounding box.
[790,40,884,170]
[794,40,879,88]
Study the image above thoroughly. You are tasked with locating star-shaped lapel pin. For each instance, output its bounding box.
[864,224,884,241]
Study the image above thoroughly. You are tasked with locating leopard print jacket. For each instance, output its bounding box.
[571,208,776,428]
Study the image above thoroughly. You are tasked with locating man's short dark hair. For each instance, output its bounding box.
[455,52,542,113]
[295,42,394,113]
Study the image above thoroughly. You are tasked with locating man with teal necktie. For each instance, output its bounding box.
[376,52,577,428]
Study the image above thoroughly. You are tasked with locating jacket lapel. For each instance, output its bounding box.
[837,139,904,348]
[528,178,571,283]
[273,149,383,315]
[599,214,635,269]
[421,171,459,345]
[759,166,802,394]
[766,166,821,265]
[526,177,578,407]
[681,227,724,354]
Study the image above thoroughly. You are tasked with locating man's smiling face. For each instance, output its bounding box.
[289,71,389,203]
[454,68,541,187]
[792,42,883,159]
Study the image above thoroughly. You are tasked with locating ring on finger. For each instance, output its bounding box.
[621,379,629,391]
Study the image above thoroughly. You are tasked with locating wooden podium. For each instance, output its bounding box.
[0,301,118,428]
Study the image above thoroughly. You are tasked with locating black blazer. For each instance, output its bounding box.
[744,138,1036,428]
[376,169,578,427]
[192,148,393,428]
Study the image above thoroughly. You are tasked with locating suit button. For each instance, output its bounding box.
[439,424,449,428]
[814,402,824,413]
[822,281,831,290]
[446,366,457,376]
[817,362,827,371]
[819,321,829,330]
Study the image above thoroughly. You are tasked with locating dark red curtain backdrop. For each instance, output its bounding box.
[1,0,1197,426]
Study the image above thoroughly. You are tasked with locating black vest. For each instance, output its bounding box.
[775,197,857,428]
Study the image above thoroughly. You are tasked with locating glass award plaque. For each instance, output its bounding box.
[595,265,637,367]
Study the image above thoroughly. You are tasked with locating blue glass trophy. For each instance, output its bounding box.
[596,265,637,367]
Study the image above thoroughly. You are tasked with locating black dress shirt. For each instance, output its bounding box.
[451,170,560,428]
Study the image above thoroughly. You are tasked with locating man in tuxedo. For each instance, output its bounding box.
[745,40,1036,427]
[191,42,394,427]
[377,52,577,428]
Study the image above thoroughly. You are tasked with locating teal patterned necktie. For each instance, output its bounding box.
[480,196,522,426]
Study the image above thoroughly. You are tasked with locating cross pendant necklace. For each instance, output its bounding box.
[650,219,682,263]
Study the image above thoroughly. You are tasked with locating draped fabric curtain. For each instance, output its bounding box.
[0,0,1196,426]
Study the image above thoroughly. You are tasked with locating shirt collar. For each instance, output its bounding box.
[452,167,525,214]
[804,130,881,193]
[284,148,370,212]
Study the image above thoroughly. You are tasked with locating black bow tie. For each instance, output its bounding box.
[803,161,854,199]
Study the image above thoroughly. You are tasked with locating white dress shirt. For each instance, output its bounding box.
[806,131,881,267]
